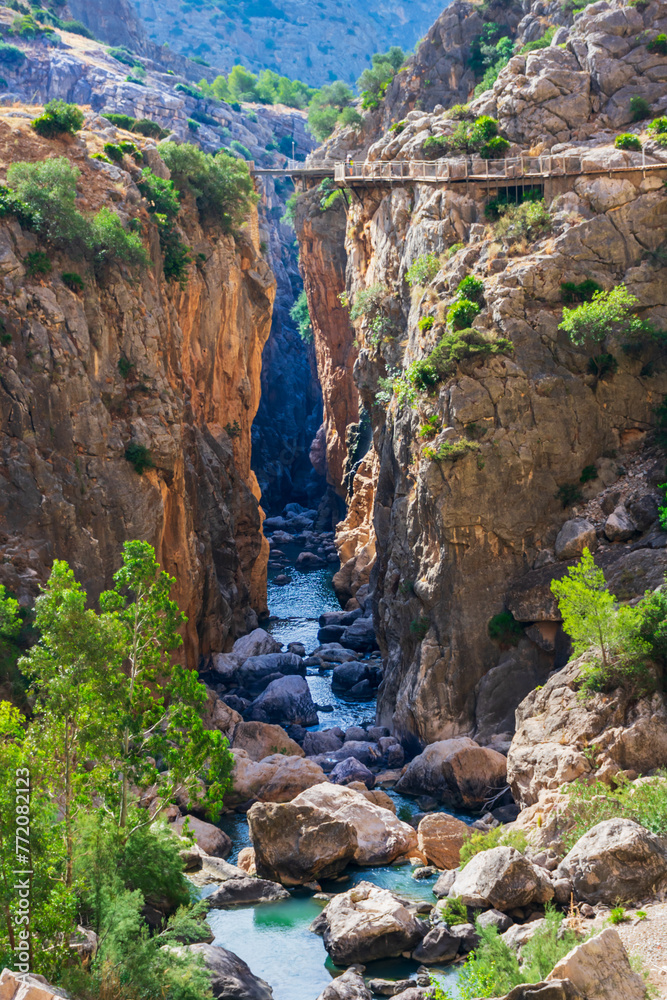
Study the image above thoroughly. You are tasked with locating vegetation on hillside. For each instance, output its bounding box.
[0,542,233,996]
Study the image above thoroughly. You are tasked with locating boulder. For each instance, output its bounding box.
[250,675,319,727]
[183,943,273,1000]
[236,846,256,875]
[604,505,636,542]
[205,876,290,909]
[475,642,552,746]
[412,923,461,964]
[344,726,368,742]
[477,908,513,932]
[331,757,376,789]
[297,551,326,568]
[448,846,554,911]
[235,653,305,691]
[295,784,417,865]
[203,690,242,739]
[340,617,378,652]
[303,730,344,755]
[227,749,327,804]
[554,519,597,560]
[172,815,231,859]
[287,642,306,657]
[547,927,646,1000]
[555,818,667,904]
[417,813,471,870]
[507,655,667,807]
[395,738,508,809]
[627,494,659,531]
[248,799,358,885]
[232,721,304,761]
[433,869,457,899]
[319,882,425,964]
[332,662,368,691]
[496,984,581,1000]
[318,624,346,644]
[316,968,372,1000]
[232,629,282,661]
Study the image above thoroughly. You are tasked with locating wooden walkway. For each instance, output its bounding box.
[333,150,667,184]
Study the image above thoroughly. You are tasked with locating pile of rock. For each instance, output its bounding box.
[264,502,339,579]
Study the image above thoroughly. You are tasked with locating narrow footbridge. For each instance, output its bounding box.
[251,150,667,189]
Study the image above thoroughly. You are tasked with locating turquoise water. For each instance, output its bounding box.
[212,560,464,999]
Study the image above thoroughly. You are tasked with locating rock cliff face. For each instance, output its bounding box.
[0,113,275,664]
[297,0,667,743]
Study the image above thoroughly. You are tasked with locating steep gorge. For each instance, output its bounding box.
[296,0,667,748]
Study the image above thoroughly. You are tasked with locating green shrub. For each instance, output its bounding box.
[447,242,464,257]
[649,116,667,135]
[174,82,204,100]
[520,25,556,52]
[432,328,512,379]
[132,118,170,139]
[91,152,111,163]
[447,297,481,330]
[159,142,257,231]
[62,271,84,292]
[307,81,357,141]
[469,115,499,143]
[409,614,430,639]
[519,904,581,981]
[187,118,200,132]
[61,19,95,38]
[459,826,528,866]
[561,279,603,303]
[0,42,26,68]
[418,316,435,333]
[422,135,449,159]
[137,168,180,219]
[389,119,406,134]
[424,438,481,462]
[434,923,522,1000]
[230,139,251,160]
[419,414,441,439]
[559,285,640,346]
[124,442,154,474]
[440,898,469,927]
[579,464,597,484]
[615,133,642,150]
[609,906,628,924]
[281,191,299,227]
[488,610,523,645]
[318,176,343,212]
[408,357,441,392]
[406,252,441,286]
[485,187,543,221]
[480,135,510,159]
[647,33,667,55]
[563,771,667,851]
[290,289,313,343]
[158,221,192,285]
[106,47,141,68]
[32,99,84,138]
[555,482,583,507]
[587,353,618,379]
[103,142,124,163]
[349,283,389,322]
[457,274,485,303]
[495,199,551,243]
[118,356,133,379]
[630,95,651,121]
[90,207,149,269]
[25,250,51,276]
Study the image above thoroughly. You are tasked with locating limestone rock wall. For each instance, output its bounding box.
[0,113,275,664]
[298,0,667,744]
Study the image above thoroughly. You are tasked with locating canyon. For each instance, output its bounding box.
[1,0,667,998]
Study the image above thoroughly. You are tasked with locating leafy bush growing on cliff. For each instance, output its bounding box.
[423,439,481,462]
[6,158,148,269]
[422,135,449,160]
[615,132,642,150]
[563,772,667,850]
[630,95,651,121]
[559,285,643,345]
[560,279,603,303]
[551,547,659,695]
[32,99,84,137]
[520,25,556,53]
[357,45,405,109]
[459,825,528,865]
[159,142,257,232]
[495,199,551,245]
[457,274,485,303]
[447,298,481,330]
[137,168,191,284]
[647,33,667,55]
[290,289,313,343]
[308,81,358,141]
[406,252,441,287]
[0,42,25,68]
[488,610,523,646]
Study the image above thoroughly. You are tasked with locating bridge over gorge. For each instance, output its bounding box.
[251,151,667,201]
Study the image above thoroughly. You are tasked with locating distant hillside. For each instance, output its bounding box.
[127,0,446,87]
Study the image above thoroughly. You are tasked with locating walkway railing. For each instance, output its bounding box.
[333,149,663,183]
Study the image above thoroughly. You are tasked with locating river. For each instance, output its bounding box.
[211,561,465,1000]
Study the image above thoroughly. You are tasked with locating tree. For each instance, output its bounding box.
[99,541,233,831]
[227,64,259,102]
[308,81,355,141]
[290,289,312,342]
[19,562,122,885]
[551,548,619,669]
[357,46,405,108]
[159,142,258,231]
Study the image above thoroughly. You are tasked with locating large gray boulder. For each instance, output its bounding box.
[448,846,554,911]
[547,927,646,1000]
[232,629,282,661]
[183,944,273,1000]
[340,617,378,652]
[303,730,344,755]
[247,799,358,885]
[295,783,417,866]
[315,968,371,1000]
[395,738,507,808]
[235,653,305,691]
[330,757,376,789]
[232,721,304,761]
[249,675,318,727]
[171,815,231,859]
[226,749,327,805]
[318,882,425,964]
[205,877,290,909]
[554,519,596,560]
[412,923,461,964]
[604,505,636,542]
[555,818,667,904]
[332,661,368,691]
